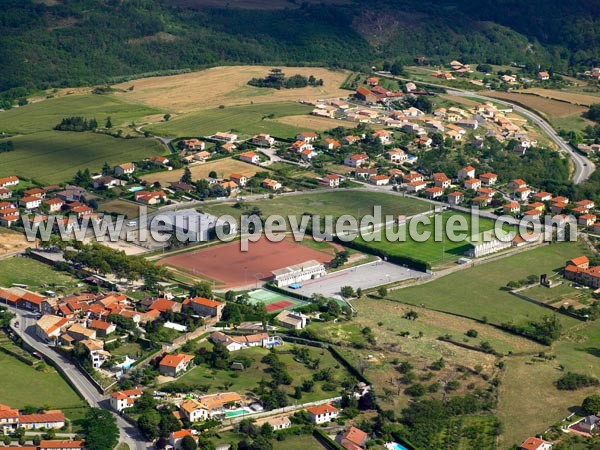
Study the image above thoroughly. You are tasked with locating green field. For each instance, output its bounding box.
[0,131,165,184]
[0,257,79,292]
[201,190,430,225]
[273,433,327,450]
[0,94,160,135]
[144,102,313,138]
[164,344,349,403]
[387,242,586,326]
[0,351,88,422]
[355,211,511,267]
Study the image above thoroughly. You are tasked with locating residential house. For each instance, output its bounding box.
[523,209,543,220]
[187,297,224,319]
[18,291,46,312]
[432,173,451,188]
[508,179,527,190]
[0,404,19,434]
[355,167,377,179]
[252,133,275,147]
[403,172,424,184]
[406,180,427,192]
[425,187,444,200]
[56,186,87,203]
[503,201,520,214]
[44,198,65,213]
[275,310,308,329]
[0,188,11,199]
[372,129,392,145]
[88,320,116,338]
[115,163,135,176]
[258,416,291,431]
[479,172,497,186]
[19,412,65,430]
[520,437,552,450]
[24,188,46,199]
[343,135,361,145]
[110,389,142,412]
[464,178,482,190]
[322,138,341,150]
[514,187,532,201]
[93,176,126,189]
[169,181,195,193]
[150,298,182,314]
[262,178,282,190]
[355,87,376,103]
[533,192,552,202]
[70,205,94,219]
[576,199,595,211]
[337,426,368,450]
[169,430,198,450]
[67,323,96,342]
[344,153,369,168]
[447,191,463,205]
[458,166,476,180]
[212,132,238,143]
[537,72,550,81]
[307,404,339,424]
[240,151,260,164]
[386,149,407,164]
[0,176,19,189]
[290,140,314,153]
[366,77,379,86]
[577,415,600,434]
[36,315,70,342]
[20,196,42,210]
[149,156,170,166]
[134,190,167,205]
[39,441,84,450]
[300,148,318,161]
[369,175,389,186]
[179,400,209,423]
[229,173,247,187]
[158,353,194,377]
[579,214,597,227]
[320,174,341,188]
[296,132,318,143]
[221,142,237,152]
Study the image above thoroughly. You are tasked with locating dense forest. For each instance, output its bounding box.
[0,0,598,103]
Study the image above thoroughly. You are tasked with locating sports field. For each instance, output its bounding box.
[245,289,307,313]
[157,236,340,288]
[141,157,259,185]
[354,211,510,268]
[0,131,165,184]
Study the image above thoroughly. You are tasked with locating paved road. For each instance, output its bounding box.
[10,310,150,450]
[375,71,595,184]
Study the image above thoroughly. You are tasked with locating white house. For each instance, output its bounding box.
[272,260,326,287]
[110,389,142,412]
[240,151,260,164]
[457,166,475,180]
[344,153,369,168]
[20,196,42,210]
[307,404,339,424]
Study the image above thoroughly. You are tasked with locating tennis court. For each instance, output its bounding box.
[245,289,308,313]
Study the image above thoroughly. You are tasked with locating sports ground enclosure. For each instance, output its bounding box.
[157,236,341,289]
[350,210,516,269]
[245,288,307,313]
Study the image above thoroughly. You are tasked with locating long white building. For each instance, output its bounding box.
[271,260,326,287]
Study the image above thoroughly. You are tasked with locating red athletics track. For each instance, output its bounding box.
[157,236,340,288]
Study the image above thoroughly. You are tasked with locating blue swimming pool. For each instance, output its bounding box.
[386,443,409,450]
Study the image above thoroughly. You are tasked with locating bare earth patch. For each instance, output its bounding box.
[484,91,588,119]
[112,65,350,113]
[521,88,600,107]
[141,158,259,185]
[0,229,34,256]
[275,115,357,131]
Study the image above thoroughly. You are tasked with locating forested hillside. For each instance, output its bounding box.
[1,0,598,104]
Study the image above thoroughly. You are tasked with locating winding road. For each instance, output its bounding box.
[375,72,596,184]
[10,310,150,450]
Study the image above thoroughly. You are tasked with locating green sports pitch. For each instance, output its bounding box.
[245,289,308,313]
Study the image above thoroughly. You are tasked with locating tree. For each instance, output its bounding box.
[248,435,273,450]
[180,435,197,450]
[163,113,171,121]
[582,394,600,415]
[84,408,119,450]
[341,286,355,298]
[378,286,388,297]
[105,116,112,128]
[159,409,182,437]
[208,170,218,179]
[101,161,111,176]
[181,166,192,184]
[189,281,213,299]
[138,410,161,440]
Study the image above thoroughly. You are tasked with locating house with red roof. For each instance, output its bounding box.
[337,426,368,450]
[88,320,116,338]
[457,166,475,180]
[479,172,497,186]
[448,191,463,205]
[110,388,142,412]
[169,430,198,450]
[240,151,260,164]
[150,298,182,314]
[425,187,444,199]
[320,174,341,188]
[40,440,84,450]
[344,153,369,168]
[307,404,339,424]
[159,354,194,377]
[0,176,19,189]
[579,213,597,227]
[519,436,552,450]
[187,297,224,319]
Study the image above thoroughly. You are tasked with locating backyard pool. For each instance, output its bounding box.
[385,443,409,450]
[224,408,252,419]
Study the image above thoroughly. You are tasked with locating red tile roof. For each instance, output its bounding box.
[159,353,194,369]
[307,404,338,416]
[20,412,65,424]
[190,297,221,308]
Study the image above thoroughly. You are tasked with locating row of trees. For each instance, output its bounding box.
[248,68,323,89]
[0,140,14,153]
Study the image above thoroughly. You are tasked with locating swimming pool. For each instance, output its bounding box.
[129,186,144,192]
[386,443,409,450]
[224,408,252,419]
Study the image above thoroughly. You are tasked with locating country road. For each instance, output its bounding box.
[10,310,150,450]
[375,72,596,184]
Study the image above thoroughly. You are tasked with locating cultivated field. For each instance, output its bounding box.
[0,131,164,185]
[157,236,339,288]
[0,257,80,292]
[0,351,88,421]
[99,199,146,218]
[387,242,586,326]
[275,114,358,131]
[140,157,260,185]
[113,65,350,113]
[521,88,600,107]
[0,228,33,256]
[485,91,589,119]
[144,102,313,139]
[0,94,160,135]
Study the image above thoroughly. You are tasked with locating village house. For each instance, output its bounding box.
[458,166,476,180]
[70,205,94,219]
[433,173,451,188]
[337,426,368,450]
[0,176,19,189]
[36,315,71,342]
[508,179,527,190]
[537,71,550,81]
[503,201,520,214]
[110,389,142,412]
[355,87,376,103]
[386,148,407,164]
[372,129,392,144]
[355,167,377,179]
[322,137,341,150]
[523,209,542,220]
[40,441,84,450]
[135,190,167,205]
[19,412,65,430]
[252,133,275,147]
[229,173,247,187]
[240,151,260,164]
[406,180,427,193]
[20,196,42,210]
[514,186,532,201]
[258,416,291,431]
[158,353,194,377]
[181,139,206,151]
[186,296,224,319]
[150,298,182,314]
[576,199,595,211]
[520,437,552,450]
[262,178,282,190]
[320,174,341,188]
[528,201,545,212]
[88,319,116,338]
[149,155,170,166]
[425,187,444,200]
[479,172,498,186]
[403,172,424,184]
[301,148,318,161]
[579,214,597,227]
[343,135,361,145]
[115,163,135,176]
[56,186,87,203]
[212,132,238,143]
[370,175,390,186]
[44,198,65,213]
[24,188,46,199]
[307,404,339,424]
[447,191,463,205]
[296,132,318,143]
[169,430,198,450]
[464,178,482,191]
[290,140,314,153]
[344,153,369,168]
[0,188,11,199]
[532,192,552,202]
[93,176,126,190]
[275,310,308,329]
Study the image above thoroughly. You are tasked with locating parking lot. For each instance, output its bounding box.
[283,259,430,299]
